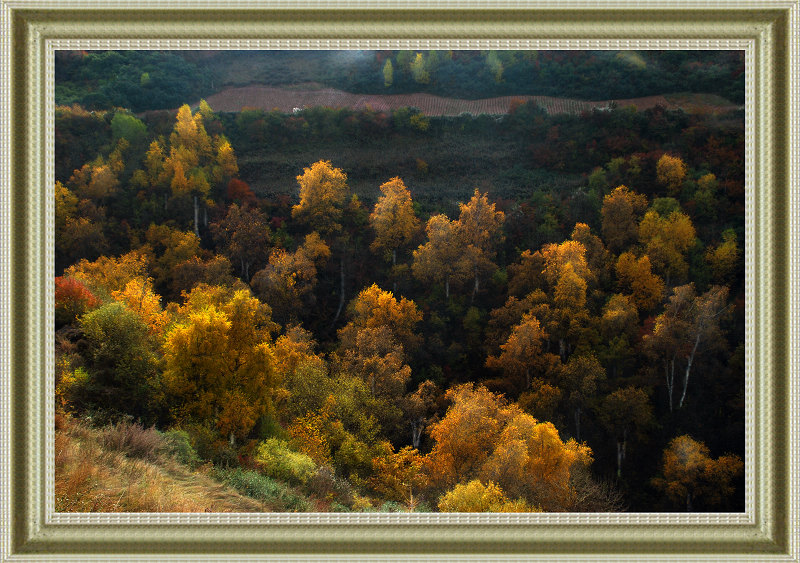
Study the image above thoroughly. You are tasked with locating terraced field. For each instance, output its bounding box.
[202,85,689,116]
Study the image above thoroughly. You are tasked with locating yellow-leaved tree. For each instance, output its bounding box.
[369,176,420,267]
[162,284,279,446]
[455,189,505,302]
[615,252,665,312]
[412,214,464,299]
[337,283,423,358]
[291,160,351,324]
[638,209,697,284]
[291,160,350,236]
[656,154,687,196]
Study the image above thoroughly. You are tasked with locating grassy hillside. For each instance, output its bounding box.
[56,414,281,512]
[55,414,425,513]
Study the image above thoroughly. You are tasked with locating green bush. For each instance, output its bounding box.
[160,429,201,468]
[215,467,311,512]
[254,438,317,485]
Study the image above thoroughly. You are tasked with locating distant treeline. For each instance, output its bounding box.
[55,51,212,113]
[55,50,745,113]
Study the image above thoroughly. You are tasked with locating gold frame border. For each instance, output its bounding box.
[0,1,797,560]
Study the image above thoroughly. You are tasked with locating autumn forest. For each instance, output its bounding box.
[54,50,745,513]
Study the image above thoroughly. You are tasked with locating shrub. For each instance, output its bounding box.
[100,421,163,462]
[437,480,534,513]
[254,438,317,485]
[379,501,406,513]
[215,467,311,512]
[182,423,217,462]
[55,366,91,413]
[160,429,201,468]
[306,466,354,506]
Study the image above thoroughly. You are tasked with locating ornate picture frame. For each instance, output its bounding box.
[1,1,797,560]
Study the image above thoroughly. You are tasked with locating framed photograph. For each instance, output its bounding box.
[1,0,798,560]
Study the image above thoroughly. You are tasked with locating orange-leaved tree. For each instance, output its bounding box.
[485,312,549,391]
[652,434,742,511]
[424,383,592,511]
[210,203,271,281]
[615,252,665,312]
[601,185,648,253]
[250,232,330,324]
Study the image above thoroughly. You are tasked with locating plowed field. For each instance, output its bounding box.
[202,86,739,116]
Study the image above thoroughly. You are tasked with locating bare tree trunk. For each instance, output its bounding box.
[411,421,423,449]
[444,276,450,300]
[392,249,398,294]
[616,429,627,479]
[665,354,677,412]
[574,407,581,442]
[331,255,346,326]
[678,333,702,409]
[471,268,479,304]
[686,492,692,512]
[193,195,200,236]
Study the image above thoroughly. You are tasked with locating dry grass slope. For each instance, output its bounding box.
[55,414,271,512]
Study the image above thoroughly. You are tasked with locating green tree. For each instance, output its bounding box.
[110,112,147,148]
[79,302,160,423]
[383,59,394,87]
[560,354,605,442]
